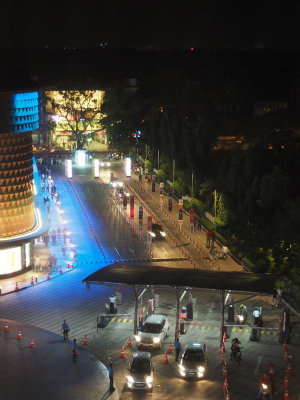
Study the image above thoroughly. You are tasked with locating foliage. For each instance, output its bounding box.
[101,86,144,154]
[46,90,102,150]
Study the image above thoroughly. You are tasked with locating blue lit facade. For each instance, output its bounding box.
[0,90,46,276]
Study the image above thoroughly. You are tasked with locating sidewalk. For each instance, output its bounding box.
[0,318,118,400]
[0,173,77,295]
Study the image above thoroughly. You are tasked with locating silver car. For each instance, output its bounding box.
[178,342,208,379]
[135,314,169,349]
[126,352,154,391]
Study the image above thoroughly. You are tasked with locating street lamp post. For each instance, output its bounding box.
[192,172,194,198]
[173,160,175,184]
[158,149,160,171]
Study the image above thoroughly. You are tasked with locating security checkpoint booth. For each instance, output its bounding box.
[82,263,277,346]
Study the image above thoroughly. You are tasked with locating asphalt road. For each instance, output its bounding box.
[0,159,299,400]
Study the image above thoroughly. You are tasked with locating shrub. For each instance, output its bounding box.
[183,200,192,211]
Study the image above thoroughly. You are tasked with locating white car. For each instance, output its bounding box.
[110,178,123,188]
[100,161,111,167]
[135,314,169,349]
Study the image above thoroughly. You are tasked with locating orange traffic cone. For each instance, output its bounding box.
[31,276,34,285]
[17,329,22,340]
[221,352,225,364]
[221,341,226,353]
[163,352,168,365]
[15,282,19,291]
[223,364,228,377]
[4,322,9,332]
[120,345,125,358]
[284,350,288,361]
[223,377,229,391]
[282,340,287,350]
[83,335,88,346]
[225,390,230,400]
[118,284,122,290]
[278,316,283,327]
[287,362,292,374]
[47,272,50,280]
[168,342,173,353]
[284,389,290,400]
[127,336,132,348]
[223,330,227,342]
[59,266,62,274]
[69,262,73,269]
[283,374,289,387]
[30,337,35,348]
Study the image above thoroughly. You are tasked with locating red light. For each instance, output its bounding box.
[190,47,194,51]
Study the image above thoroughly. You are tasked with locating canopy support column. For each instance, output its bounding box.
[175,287,180,341]
[220,290,225,347]
[134,286,138,336]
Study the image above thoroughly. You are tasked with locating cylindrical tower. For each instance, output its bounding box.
[0,91,39,238]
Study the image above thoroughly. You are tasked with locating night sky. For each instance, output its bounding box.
[0,1,299,49]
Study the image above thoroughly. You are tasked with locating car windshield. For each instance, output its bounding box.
[141,323,161,334]
[183,349,205,361]
[130,359,151,374]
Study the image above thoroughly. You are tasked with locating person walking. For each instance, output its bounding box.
[174,338,181,362]
[108,362,115,392]
[62,244,66,256]
[72,339,78,362]
[253,307,261,326]
[61,319,70,341]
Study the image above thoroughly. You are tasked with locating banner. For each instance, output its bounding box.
[147,216,152,231]
[139,205,143,220]
[123,194,127,210]
[168,196,172,211]
[179,208,183,224]
[159,182,164,195]
[130,196,134,219]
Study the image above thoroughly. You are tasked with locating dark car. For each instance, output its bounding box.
[149,223,166,240]
[126,352,154,391]
[178,342,208,379]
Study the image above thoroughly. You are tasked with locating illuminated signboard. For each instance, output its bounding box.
[125,157,131,177]
[0,247,22,275]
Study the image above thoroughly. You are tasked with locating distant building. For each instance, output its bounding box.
[254,101,289,116]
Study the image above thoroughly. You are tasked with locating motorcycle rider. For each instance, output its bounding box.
[230,338,241,359]
[238,304,247,323]
[257,372,272,399]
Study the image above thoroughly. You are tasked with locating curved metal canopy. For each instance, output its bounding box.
[82,263,277,294]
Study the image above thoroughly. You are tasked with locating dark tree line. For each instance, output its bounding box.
[102,63,300,289]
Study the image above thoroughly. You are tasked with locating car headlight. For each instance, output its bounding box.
[107,162,111,166]
[179,364,185,372]
[135,335,141,342]
[100,162,104,166]
[160,231,166,237]
[262,384,268,390]
[198,366,205,372]
[118,182,123,187]
[146,376,153,383]
[149,232,156,237]
[153,337,160,344]
[127,376,134,383]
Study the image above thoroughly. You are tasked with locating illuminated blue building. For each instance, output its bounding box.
[0,89,48,276]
